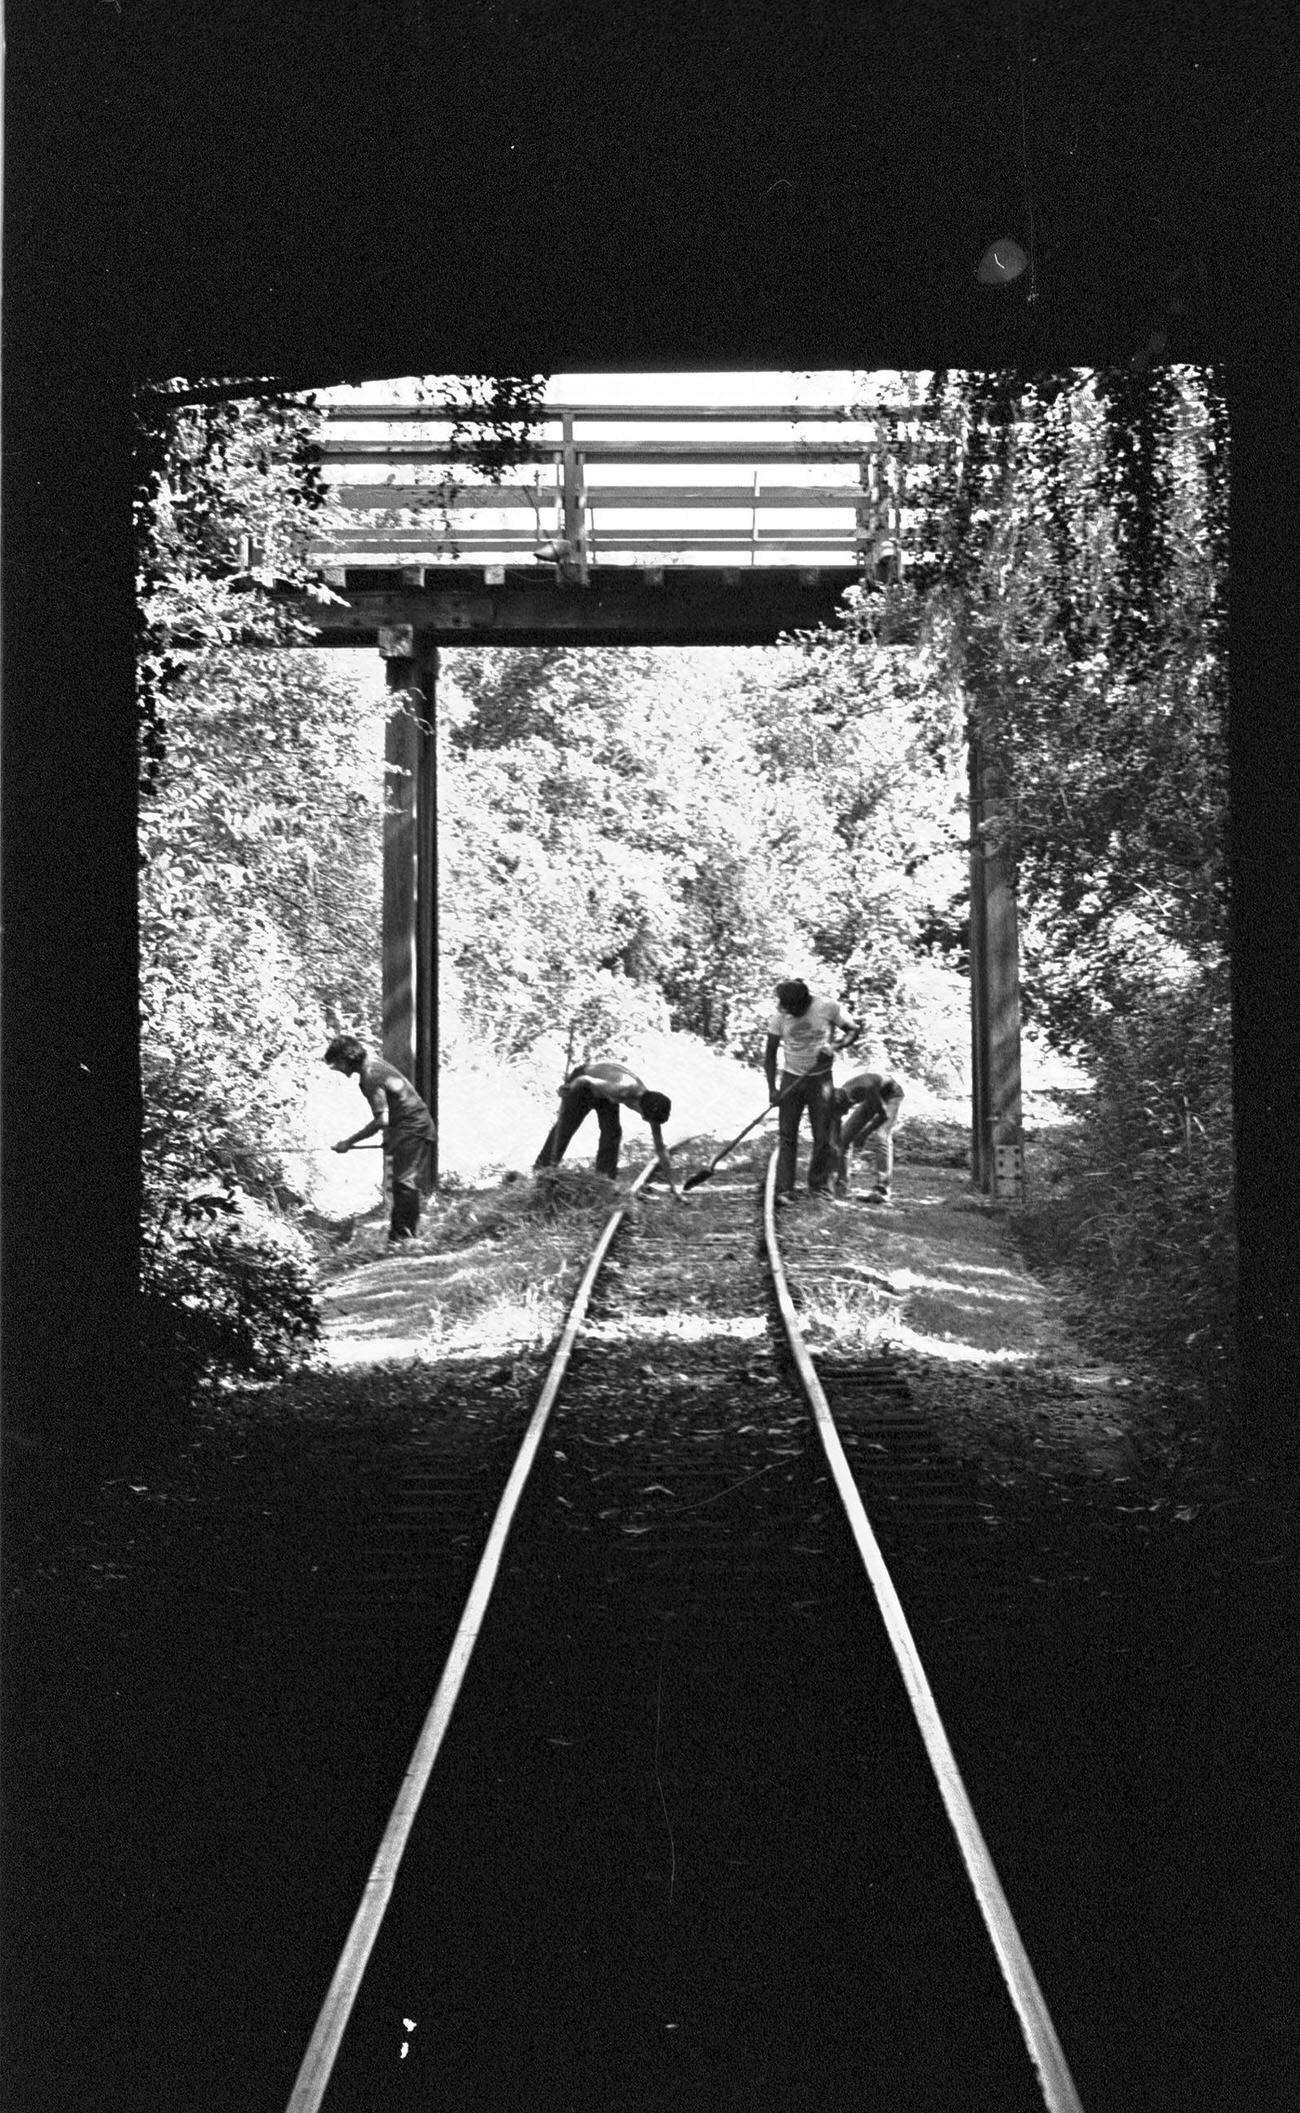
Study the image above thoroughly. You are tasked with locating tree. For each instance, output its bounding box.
[438,637,971,1080]
[891,363,1235,1411]
[135,384,343,795]
[136,372,550,790]
[135,374,553,1174]
[906,364,1229,1061]
[138,648,386,1179]
[733,602,972,1076]
[134,388,380,1404]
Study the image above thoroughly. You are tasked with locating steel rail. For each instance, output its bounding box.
[760,1147,1086,2113]
[283,1159,660,2113]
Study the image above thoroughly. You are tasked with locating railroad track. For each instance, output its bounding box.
[285,1152,1086,2113]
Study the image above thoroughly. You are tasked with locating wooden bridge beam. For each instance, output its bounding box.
[289,565,872,649]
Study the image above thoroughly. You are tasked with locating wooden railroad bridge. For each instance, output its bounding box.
[285,393,1023,1202]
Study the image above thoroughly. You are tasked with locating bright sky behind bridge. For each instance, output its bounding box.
[313,371,935,567]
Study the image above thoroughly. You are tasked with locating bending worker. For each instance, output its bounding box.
[534,1059,687,1201]
[324,1034,436,1243]
[763,978,858,1201]
[830,1068,905,1203]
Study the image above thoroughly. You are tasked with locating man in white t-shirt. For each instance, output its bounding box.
[763,978,858,1201]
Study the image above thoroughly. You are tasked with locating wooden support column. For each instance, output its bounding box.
[984,751,1025,1204]
[561,412,580,552]
[380,627,440,1190]
[967,716,992,1193]
[414,647,439,1192]
[968,704,1025,1203]
[560,412,588,583]
[380,626,419,1083]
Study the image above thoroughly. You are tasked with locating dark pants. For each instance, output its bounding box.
[775,1066,837,1196]
[535,1083,623,1177]
[388,1128,433,1239]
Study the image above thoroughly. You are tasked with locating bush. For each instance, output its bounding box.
[140,1192,321,1407]
[861,955,971,1092]
[140,1065,321,1412]
[1018,969,1236,1420]
[142,1059,295,1206]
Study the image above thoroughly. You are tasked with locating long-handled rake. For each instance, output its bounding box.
[681,1074,811,1191]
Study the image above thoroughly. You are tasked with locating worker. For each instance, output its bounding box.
[763,978,858,1201]
[534,1059,687,1200]
[323,1034,435,1243]
[830,1069,905,1203]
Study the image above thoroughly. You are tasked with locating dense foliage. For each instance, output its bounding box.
[136,386,374,1396]
[135,384,341,796]
[139,645,386,1161]
[906,365,1229,1060]
[135,377,550,1397]
[438,635,970,1080]
[899,365,1233,1414]
[1019,972,1236,1414]
[134,365,1234,1427]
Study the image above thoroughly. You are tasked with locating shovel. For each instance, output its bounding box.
[682,1076,809,1191]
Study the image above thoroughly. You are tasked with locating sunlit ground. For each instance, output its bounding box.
[582,1313,767,1343]
[310,1024,1098,1388]
[891,1328,1034,1365]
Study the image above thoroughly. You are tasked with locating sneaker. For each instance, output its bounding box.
[833,1180,848,1200]
[865,1187,892,1206]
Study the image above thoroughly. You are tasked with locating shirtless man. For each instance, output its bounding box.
[830,1069,905,1202]
[534,1059,687,1200]
[324,1034,436,1242]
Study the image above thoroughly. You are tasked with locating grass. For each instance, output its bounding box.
[316,1166,632,1364]
[305,1045,1102,1381]
[796,1273,904,1354]
[1013,1108,1238,1441]
[305,1029,1239,1448]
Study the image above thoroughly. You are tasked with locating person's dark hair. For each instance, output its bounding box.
[775,979,812,1017]
[640,1089,672,1127]
[323,1033,367,1068]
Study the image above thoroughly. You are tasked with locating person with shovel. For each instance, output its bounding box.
[764,978,858,1203]
[830,1069,905,1203]
[324,1034,435,1243]
[533,1058,688,1201]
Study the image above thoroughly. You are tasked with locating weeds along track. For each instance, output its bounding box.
[287,1154,1084,2113]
